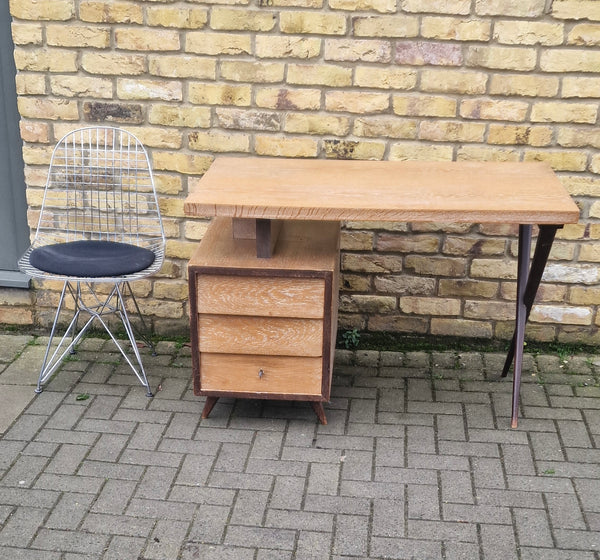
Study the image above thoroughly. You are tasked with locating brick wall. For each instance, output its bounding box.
[7,0,600,344]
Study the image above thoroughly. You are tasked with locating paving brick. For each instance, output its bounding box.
[45,493,95,529]
[480,524,518,560]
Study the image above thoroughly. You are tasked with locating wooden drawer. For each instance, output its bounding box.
[198,314,323,357]
[196,275,325,318]
[200,353,323,396]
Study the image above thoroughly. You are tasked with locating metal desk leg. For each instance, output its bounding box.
[502,225,561,428]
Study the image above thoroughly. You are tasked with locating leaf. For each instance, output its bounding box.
[76,393,90,401]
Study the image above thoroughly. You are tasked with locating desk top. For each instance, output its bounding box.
[184,157,579,225]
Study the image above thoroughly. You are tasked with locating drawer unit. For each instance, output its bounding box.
[188,217,340,424]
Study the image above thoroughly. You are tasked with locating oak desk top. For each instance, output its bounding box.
[184,158,579,225]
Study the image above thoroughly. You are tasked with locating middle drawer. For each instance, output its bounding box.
[198,314,324,357]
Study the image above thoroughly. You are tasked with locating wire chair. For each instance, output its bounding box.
[19,127,165,396]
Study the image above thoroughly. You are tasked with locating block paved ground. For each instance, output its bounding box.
[0,333,598,559]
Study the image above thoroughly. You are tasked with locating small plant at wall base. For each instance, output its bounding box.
[341,328,361,350]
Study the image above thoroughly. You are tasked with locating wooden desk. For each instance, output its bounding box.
[185,157,580,427]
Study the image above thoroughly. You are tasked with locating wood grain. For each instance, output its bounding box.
[196,275,325,318]
[198,314,324,356]
[200,353,323,395]
[185,158,579,225]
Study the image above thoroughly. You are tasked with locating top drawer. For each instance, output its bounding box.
[196,275,325,318]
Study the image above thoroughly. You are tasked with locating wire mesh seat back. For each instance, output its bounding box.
[19,126,165,282]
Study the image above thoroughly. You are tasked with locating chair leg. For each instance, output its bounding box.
[36,281,154,397]
[36,281,92,393]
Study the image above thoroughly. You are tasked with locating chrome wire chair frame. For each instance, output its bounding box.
[19,127,165,396]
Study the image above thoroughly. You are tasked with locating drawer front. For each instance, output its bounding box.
[200,353,323,396]
[198,314,323,357]
[196,275,325,318]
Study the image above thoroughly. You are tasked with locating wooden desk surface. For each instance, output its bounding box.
[184,157,579,224]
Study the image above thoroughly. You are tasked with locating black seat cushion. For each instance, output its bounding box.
[30,240,155,278]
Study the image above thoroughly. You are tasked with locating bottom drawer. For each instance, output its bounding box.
[200,353,323,396]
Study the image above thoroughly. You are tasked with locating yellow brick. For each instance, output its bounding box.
[340,230,374,251]
[11,22,43,45]
[561,175,600,197]
[323,139,385,160]
[569,286,600,305]
[476,0,546,17]
[220,61,285,83]
[189,83,251,106]
[186,32,251,55]
[354,116,417,139]
[541,49,600,72]
[255,36,321,59]
[556,224,586,240]
[331,0,395,11]
[10,0,74,20]
[488,125,553,147]
[149,55,216,79]
[255,88,321,110]
[81,52,145,75]
[493,20,563,45]
[471,259,516,280]
[115,28,180,51]
[153,281,189,302]
[404,0,470,14]
[127,127,182,149]
[489,74,559,97]
[14,48,77,72]
[216,108,280,131]
[287,64,352,87]
[354,66,417,90]
[154,174,183,196]
[466,46,537,71]
[149,105,211,128]
[438,279,498,298]
[210,8,276,31]
[457,146,520,162]
[280,12,346,35]
[421,69,487,94]
[592,154,600,175]
[46,24,110,47]
[18,97,79,121]
[557,127,600,149]
[579,243,600,262]
[146,6,208,29]
[284,113,350,135]
[49,76,112,98]
[460,99,529,121]
[562,77,600,98]
[79,1,143,23]
[326,91,389,113]
[530,305,592,326]
[392,94,456,117]
[20,121,50,143]
[353,15,419,37]
[22,145,53,165]
[15,73,46,95]
[589,201,600,219]
[270,0,322,6]
[117,79,182,101]
[341,253,402,273]
[421,17,491,41]
[152,152,213,175]
[184,219,210,241]
[189,130,250,153]
[255,135,319,158]
[568,24,600,46]
[419,120,486,143]
[531,101,598,124]
[325,39,392,62]
[552,0,600,21]
[340,295,396,313]
[390,142,454,161]
[464,300,514,321]
[377,234,439,253]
